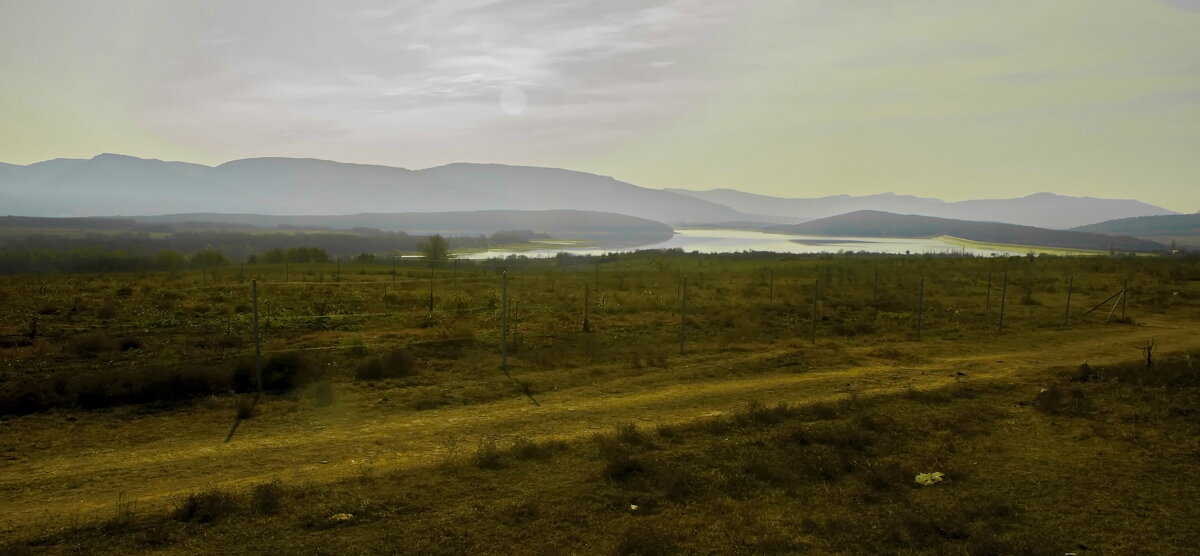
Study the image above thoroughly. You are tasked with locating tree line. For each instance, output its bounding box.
[0,228,549,274]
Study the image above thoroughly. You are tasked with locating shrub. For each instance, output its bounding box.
[70,332,115,355]
[97,298,119,319]
[118,337,143,351]
[235,352,320,392]
[250,480,285,515]
[172,488,239,523]
[511,436,566,461]
[354,349,418,381]
[1034,385,1089,416]
[475,438,504,469]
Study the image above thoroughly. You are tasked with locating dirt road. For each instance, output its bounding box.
[2,317,1195,538]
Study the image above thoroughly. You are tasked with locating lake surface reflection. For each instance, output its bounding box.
[458,228,1028,259]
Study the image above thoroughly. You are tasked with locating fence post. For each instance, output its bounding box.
[769,268,774,303]
[985,271,992,314]
[1063,275,1073,326]
[811,279,820,344]
[336,257,341,282]
[998,272,1008,333]
[285,260,289,282]
[391,257,396,283]
[583,284,591,332]
[916,278,924,340]
[252,280,262,393]
[873,270,879,304]
[1121,278,1128,320]
[679,276,688,355]
[429,266,435,315]
[501,271,508,371]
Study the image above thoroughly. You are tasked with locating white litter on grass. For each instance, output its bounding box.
[329,513,354,522]
[630,504,639,511]
[914,472,945,486]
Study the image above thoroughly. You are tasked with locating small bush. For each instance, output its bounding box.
[70,332,115,355]
[250,480,285,515]
[118,337,143,351]
[172,488,239,523]
[97,299,120,320]
[1034,385,1090,416]
[235,352,321,392]
[355,349,418,381]
[511,436,566,461]
[475,438,504,469]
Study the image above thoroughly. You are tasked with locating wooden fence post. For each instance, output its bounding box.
[583,284,591,332]
[916,278,925,340]
[1121,278,1128,320]
[1063,275,1073,326]
[998,272,1008,333]
[985,271,992,314]
[811,279,820,344]
[252,280,262,393]
[769,268,774,303]
[873,270,879,304]
[501,271,508,371]
[679,276,688,355]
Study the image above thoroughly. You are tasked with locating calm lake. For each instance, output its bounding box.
[458,228,1029,259]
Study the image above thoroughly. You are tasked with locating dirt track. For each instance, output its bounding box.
[2,317,1195,538]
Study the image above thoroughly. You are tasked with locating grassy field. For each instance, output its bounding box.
[1,252,1199,554]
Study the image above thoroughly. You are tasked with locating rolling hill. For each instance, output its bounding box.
[668,189,1177,229]
[128,210,674,246]
[773,210,1164,252]
[0,154,747,225]
[1073,213,1200,250]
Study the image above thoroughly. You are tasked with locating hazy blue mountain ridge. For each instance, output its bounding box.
[0,154,745,225]
[669,189,1177,229]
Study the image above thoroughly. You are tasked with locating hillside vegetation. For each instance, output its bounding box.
[1074,213,1200,249]
[773,210,1164,252]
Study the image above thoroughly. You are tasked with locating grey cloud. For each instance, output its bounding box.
[133,0,737,159]
[1157,0,1200,12]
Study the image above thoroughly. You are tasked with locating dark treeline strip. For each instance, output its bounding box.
[0,229,556,274]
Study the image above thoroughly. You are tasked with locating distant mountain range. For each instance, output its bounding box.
[0,154,1183,232]
[0,154,754,225]
[775,210,1164,252]
[669,189,1177,230]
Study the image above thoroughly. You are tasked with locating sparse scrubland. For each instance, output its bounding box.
[2,251,1199,554]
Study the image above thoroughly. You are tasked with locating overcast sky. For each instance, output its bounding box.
[2,0,1198,210]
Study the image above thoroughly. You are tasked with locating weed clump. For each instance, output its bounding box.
[1034,385,1090,416]
[474,438,504,469]
[250,479,286,515]
[511,436,566,461]
[172,488,239,523]
[354,349,418,381]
